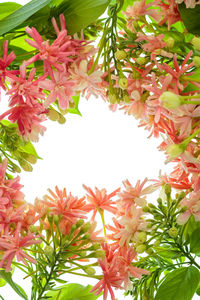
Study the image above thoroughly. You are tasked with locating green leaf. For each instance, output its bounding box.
[0,0,51,36]
[55,0,109,34]
[178,3,200,35]
[155,267,200,300]
[154,247,182,259]
[190,228,200,255]
[46,283,101,300]
[0,270,28,300]
[19,142,41,159]
[68,95,82,116]
[0,2,22,21]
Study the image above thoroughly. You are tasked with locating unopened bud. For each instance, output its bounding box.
[76,219,84,228]
[90,243,101,250]
[134,231,147,244]
[154,240,161,247]
[136,244,146,253]
[193,56,200,67]
[192,37,200,51]
[119,77,128,90]
[93,250,105,258]
[24,154,37,164]
[80,222,92,233]
[136,57,147,65]
[166,141,187,159]
[165,37,174,48]
[142,206,150,212]
[164,184,171,196]
[29,225,37,233]
[44,245,54,257]
[58,114,66,124]
[47,109,60,121]
[168,227,178,238]
[108,93,117,104]
[115,49,127,60]
[19,159,33,172]
[83,266,96,276]
[160,91,182,109]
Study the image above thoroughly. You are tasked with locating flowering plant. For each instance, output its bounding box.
[0,0,200,299]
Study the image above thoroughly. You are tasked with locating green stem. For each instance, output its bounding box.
[98,209,107,238]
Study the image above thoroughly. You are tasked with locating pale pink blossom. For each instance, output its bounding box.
[124,0,160,22]
[177,191,200,224]
[39,68,75,109]
[176,0,200,8]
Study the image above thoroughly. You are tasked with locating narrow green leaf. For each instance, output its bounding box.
[0,2,22,21]
[19,142,41,159]
[0,0,51,36]
[46,283,101,300]
[0,270,28,300]
[155,267,200,300]
[178,3,200,35]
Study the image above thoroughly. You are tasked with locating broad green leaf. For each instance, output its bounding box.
[155,267,200,300]
[0,270,28,300]
[178,3,200,35]
[46,283,101,300]
[19,142,41,159]
[56,0,109,34]
[154,247,182,259]
[0,0,51,36]
[0,2,21,21]
[0,120,18,129]
[190,228,200,255]
[68,95,81,116]
[0,278,6,287]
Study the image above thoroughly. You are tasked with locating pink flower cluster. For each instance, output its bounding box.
[0,159,40,271]
[0,14,103,141]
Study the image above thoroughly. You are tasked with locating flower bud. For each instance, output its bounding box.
[44,245,54,257]
[115,49,127,60]
[93,250,105,258]
[157,198,162,205]
[136,57,147,65]
[83,266,96,276]
[193,56,200,67]
[160,91,182,109]
[132,69,141,80]
[168,227,178,238]
[134,231,147,244]
[154,240,161,247]
[82,234,90,240]
[119,77,128,90]
[164,184,171,196]
[29,225,37,233]
[79,251,87,257]
[166,142,187,159]
[89,243,101,250]
[192,37,200,51]
[58,114,66,124]
[80,222,92,233]
[76,219,84,228]
[136,244,146,253]
[142,206,150,212]
[47,109,60,121]
[24,154,37,164]
[146,248,153,255]
[165,37,174,48]
[19,159,33,172]
[108,93,117,104]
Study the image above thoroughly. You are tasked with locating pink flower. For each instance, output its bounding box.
[42,186,88,223]
[0,41,18,93]
[177,191,200,225]
[124,0,161,22]
[114,206,148,247]
[83,185,120,221]
[117,178,155,214]
[39,68,75,109]
[90,243,123,300]
[0,102,46,141]
[25,26,75,79]
[176,0,200,8]
[6,63,46,107]
[0,223,41,272]
[155,0,181,29]
[117,247,149,290]
[69,60,103,98]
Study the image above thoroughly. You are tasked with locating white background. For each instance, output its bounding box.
[0,0,192,299]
